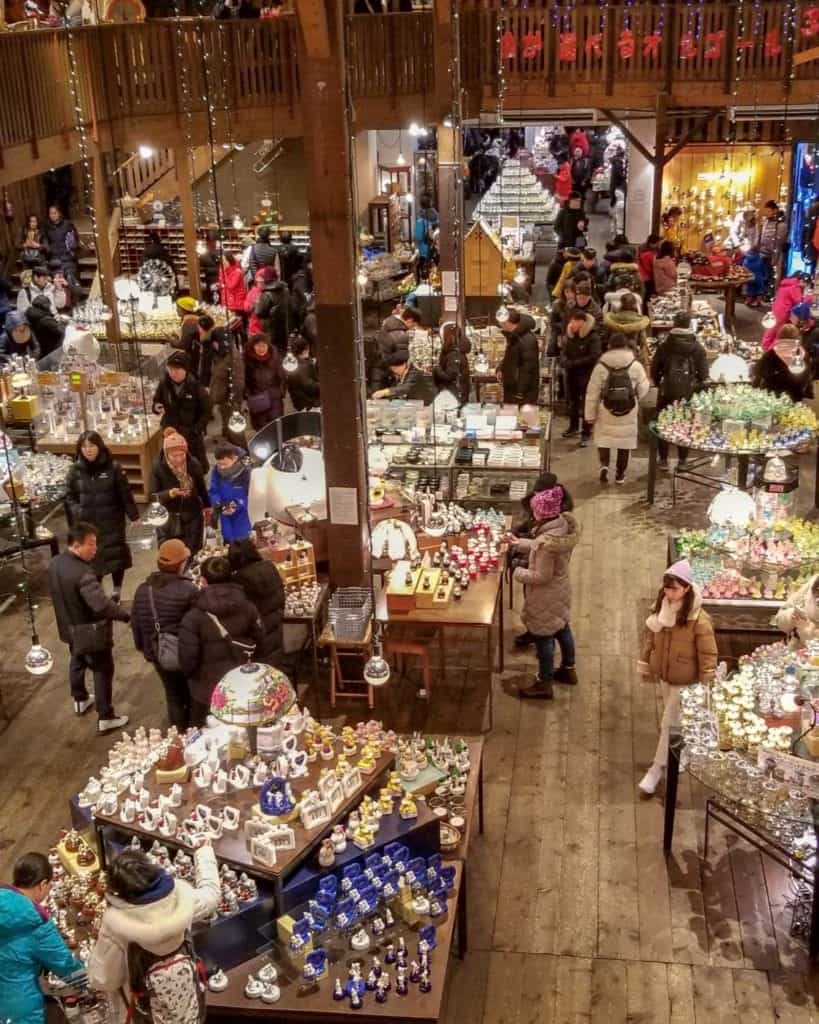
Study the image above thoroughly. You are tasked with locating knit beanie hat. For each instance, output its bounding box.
[176,296,198,314]
[531,485,564,522]
[163,428,188,455]
[157,539,191,572]
[666,559,693,585]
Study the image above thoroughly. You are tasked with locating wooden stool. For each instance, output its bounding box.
[384,624,445,700]
[319,624,375,709]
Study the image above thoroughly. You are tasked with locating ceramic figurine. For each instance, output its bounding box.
[253,763,269,787]
[351,927,370,951]
[371,916,385,937]
[384,942,396,964]
[409,960,421,983]
[261,983,280,1004]
[376,975,389,1003]
[333,978,345,1001]
[331,825,347,853]
[418,939,430,958]
[396,969,408,996]
[350,988,363,1010]
[399,794,418,820]
[244,974,264,999]
[258,962,277,983]
[221,806,240,831]
[397,936,407,958]
[212,770,228,795]
[429,897,444,916]
[318,839,336,867]
[365,968,378,991]
[419,969,431,993]
[385,907,395,928]
[412,895,431,915]
[208,970,229,992]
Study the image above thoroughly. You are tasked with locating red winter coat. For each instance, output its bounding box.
[555,163,572,204]
[637,248,656,284]
[218,263,248,313]
[569,129,590,156]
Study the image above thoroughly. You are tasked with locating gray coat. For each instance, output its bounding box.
[514,513,580,636]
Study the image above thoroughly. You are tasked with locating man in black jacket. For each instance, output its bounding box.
[25,294,64,361]
[650,311,710,471]
[373,352,435,404]
[277,231,304,288]
[248,226,279,277]
[152,351,211,469]
[253,279,292,355]
[497,309,541,405]
[178,556,263,726]
[131,539,199,730]
[287,336,320,410]
[554,192,587,250]
[561,310,601,445]
[47,522,130,733]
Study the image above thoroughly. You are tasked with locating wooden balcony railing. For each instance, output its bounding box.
[0,5,816,173]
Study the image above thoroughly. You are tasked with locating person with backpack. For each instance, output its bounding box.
[561,310,601,446]
[87,842,219,1024]
[178,556,263,725]
[131,539,198,730]
[584,333,650,484]
[650,311,709,471]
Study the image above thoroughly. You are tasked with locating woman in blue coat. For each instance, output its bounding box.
[209,443,252,542]
[0,852,85,1024]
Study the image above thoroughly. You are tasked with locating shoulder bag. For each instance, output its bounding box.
[206,612,256,665]
[55,563,112,655]
[147,585,181,671]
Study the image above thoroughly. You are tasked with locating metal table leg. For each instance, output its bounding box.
[477,758,485,835]
[647,430,658,505]
[456,868,468,959]
[498,580,504,675]
[663,730,682,853]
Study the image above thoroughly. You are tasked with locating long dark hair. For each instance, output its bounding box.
[228,537,262,572]
[652,573,694,627]
[75,430,110,463]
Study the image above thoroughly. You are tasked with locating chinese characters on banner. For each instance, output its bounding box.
[500,8,819,62]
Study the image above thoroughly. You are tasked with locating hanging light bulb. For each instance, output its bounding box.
[397,152,406,165]
[761,311,777,330]
[99,304,113,322]
[144,496,170,528]
[232,214,245,230]
[495,305,510,324]
[137,144,156,160]
[791,346,807,374]
[357,268,368,287]
[363,641,391,688]
[228,409,247,433]
[25,642,54,676]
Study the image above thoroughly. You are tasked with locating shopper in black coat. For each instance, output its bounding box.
[228,538,285,666]
[248,227,279,277]
[287,336,320,411]
[433,322,472,405]
[244,335,286,429]
[25,295,64,360]
[752,326,814,404]
[65,432,139,595]
[497,310,541,405]
[131,539,199,730]
[554,192,588,249]
[178,556,263,725]
[561,311,602,443]
[151,351,211,469]
[253,280,292,355]
[149,430,211,554]
[277,231,304,288]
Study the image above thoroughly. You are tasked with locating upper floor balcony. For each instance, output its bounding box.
[0,2,817,186]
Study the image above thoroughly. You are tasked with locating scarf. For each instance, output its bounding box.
[167,453,192,493]
[219,458,247,483]
[121,871,175,906]
[646,584,702,633]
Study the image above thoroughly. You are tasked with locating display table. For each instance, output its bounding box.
[207,861,464,1022]
[38,427,163,503]
[376,569,504,729]
[646,424,819,508]
[689,271,754,330]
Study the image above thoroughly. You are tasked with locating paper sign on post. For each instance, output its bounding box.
[328,487,359,526]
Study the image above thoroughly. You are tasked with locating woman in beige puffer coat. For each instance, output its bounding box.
[513,484,581,700]
[584,337,650,484]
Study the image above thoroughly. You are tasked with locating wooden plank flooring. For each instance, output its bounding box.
[1,437,819,1021]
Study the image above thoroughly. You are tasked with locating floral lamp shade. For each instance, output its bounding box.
[210,662,296,727]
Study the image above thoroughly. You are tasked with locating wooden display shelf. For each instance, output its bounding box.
[37,426,162,503]
[118,224,311,281]
[207,861,464,1022]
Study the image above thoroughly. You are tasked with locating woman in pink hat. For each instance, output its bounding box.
[637,559,718,795]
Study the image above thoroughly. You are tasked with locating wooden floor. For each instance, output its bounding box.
[2,435,819,1021]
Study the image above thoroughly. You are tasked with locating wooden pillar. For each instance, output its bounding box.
[437,122,462,323]
[650,93,669,235]
[432,0,452,123]
[91,154,120,343]
[175,147,201,300]
[296,0,370,588]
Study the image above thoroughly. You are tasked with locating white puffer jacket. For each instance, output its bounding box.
[584,346,650,450]
[87,845,219,1022]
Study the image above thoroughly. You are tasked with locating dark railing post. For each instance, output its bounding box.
[723,1,737,95]
[604,12,616,96]
[663,2,675,95]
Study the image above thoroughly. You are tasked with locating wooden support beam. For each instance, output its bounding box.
[91,153,120,344]
[297,0,370,588]
[437,120,461,319]
[794,44,819,66]
[294,0,331,60]
[598,108,654,165]
[661,109,720,167]
[174,147,201,300]
[650,92,669,235]
[432,0,453,122]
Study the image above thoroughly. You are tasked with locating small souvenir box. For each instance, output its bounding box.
[386,561,422,613]
[414,568,441,608]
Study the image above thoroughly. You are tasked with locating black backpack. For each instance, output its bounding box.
[661,349,697,401]
[600,358,636,417]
